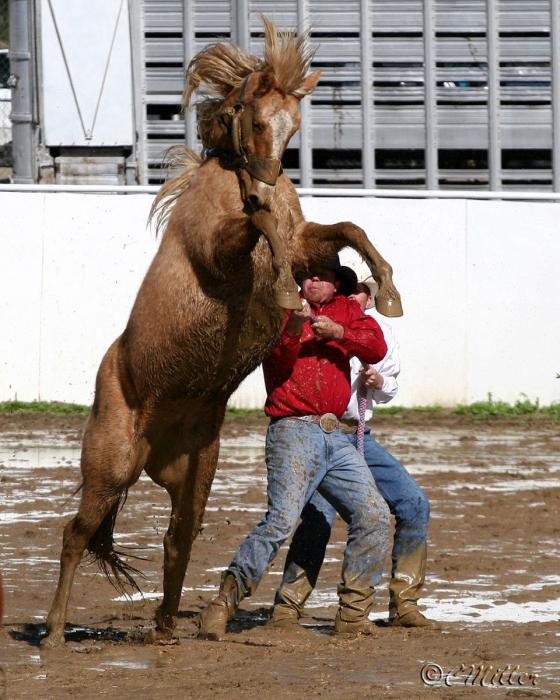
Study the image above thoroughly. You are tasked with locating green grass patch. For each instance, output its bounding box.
[376,405,445,415]
[0,401,263,418]
[454,394,560,418]
[0,400,90,415]
[1,397,558,419]
[225,407,263,417]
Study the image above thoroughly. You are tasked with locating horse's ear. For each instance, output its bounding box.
[292,70,321,99]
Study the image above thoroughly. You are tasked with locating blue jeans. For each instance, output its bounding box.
[227,419,391,597]
[282,428,430,587]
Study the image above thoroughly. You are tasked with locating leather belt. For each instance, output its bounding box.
[295,413,340,433]
[339,418,359,435]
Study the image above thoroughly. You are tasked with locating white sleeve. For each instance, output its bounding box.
[370,317,400,405]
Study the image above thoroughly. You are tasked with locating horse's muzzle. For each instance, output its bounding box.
[245,154,282,187]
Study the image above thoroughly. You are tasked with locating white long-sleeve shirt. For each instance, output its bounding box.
[342,311,400,422]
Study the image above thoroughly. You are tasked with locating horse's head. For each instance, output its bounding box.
[216,68,320,209]
[186,16,321,209]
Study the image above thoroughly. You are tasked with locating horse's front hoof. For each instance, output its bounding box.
[275,288,303,309]
[376,290,403,317]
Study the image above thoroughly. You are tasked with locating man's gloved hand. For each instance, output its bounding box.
[360,366,384,390]
[285,300,314,334]
[311,316,344,341]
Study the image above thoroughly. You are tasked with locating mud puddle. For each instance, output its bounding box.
[1,419,559,698]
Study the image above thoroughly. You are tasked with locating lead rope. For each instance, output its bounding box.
[356,365,368,457]
[356,364,369,457]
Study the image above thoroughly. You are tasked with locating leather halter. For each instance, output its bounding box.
[218,76,283,187]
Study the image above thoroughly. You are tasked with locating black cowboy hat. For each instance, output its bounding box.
[294,255,358,297]
[335,265,358,297]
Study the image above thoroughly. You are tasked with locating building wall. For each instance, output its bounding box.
[1,191,558,407]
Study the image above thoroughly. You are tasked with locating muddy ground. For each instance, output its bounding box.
[1,412,559,699]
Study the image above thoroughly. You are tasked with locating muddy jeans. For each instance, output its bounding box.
[227,418,391,597]
[281,428,430,590]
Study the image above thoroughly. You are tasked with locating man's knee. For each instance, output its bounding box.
[262,511,296,545]
[420,491,430,521]
[395,489,430,526]
[376,497,392,527]
[352,493,391,534]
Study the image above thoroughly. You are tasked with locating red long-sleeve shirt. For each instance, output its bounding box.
[263,294,387,418]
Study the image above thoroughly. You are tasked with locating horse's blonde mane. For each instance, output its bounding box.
[262,16,314,94]
[183,15,315,110]
[183,43,262,110]
[148,147,203,235]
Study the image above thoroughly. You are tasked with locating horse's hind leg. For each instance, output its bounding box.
[43,479,125,647]
[147,404,224,639]
[43,345,148,647]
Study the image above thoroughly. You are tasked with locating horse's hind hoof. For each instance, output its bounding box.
[41,632,65,648]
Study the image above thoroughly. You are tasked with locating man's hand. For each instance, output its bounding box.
[311,316,344,341]
[360,366,384,390]
[285,300,314,334]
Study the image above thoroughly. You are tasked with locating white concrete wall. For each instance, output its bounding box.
[1,191,558,408]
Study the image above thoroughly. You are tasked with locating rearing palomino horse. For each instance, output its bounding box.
[44,18,402,646]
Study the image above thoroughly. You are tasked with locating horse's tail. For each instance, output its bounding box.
[148,145,204,236]
[86,489,145,596]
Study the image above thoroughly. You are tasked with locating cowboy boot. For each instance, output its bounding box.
[197,572,243,639]
[334,582,378,636]
[388,542,439,628]
[270,564,314,627]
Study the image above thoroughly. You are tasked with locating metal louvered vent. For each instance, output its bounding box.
[140,1,560,191]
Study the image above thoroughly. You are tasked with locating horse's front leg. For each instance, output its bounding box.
[250,209,301,309]
[294,221,403,317]
[210,211,301,309]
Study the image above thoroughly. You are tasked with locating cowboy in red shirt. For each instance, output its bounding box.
[199,257,391,637]
[264,267,386,418]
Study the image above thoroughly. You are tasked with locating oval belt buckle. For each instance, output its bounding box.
[319,413,338,433]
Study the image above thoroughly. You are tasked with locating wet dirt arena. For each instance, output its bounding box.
[1,412,559,698]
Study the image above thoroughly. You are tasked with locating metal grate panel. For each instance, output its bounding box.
[140,0,560,189]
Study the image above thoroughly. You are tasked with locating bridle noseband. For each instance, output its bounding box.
[216,76,283,187]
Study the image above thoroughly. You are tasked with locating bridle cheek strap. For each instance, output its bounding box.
[230,110,243,156]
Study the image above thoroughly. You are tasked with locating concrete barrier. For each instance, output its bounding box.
[1,190,558,408]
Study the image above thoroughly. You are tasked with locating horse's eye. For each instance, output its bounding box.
[252,121,264,133]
